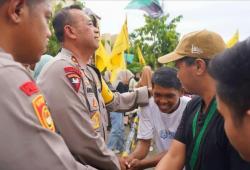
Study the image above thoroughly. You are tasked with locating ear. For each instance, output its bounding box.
[246,110,250,117]
[64,25,77,40]
[194,58,207,75]
[7,0,25,24]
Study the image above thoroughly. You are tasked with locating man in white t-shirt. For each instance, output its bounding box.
[125,67,191,170]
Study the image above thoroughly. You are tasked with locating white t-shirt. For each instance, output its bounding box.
[137,96,191,152]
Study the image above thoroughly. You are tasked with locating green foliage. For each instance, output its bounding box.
[127,62,143,74]
[129,14,182,70]
[47,29,60,56]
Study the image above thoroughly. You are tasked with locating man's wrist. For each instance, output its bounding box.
[139,158,154,169]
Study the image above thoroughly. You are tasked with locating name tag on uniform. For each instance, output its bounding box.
[87,88,93,93]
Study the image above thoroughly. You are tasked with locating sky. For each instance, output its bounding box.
[84,0,250,42]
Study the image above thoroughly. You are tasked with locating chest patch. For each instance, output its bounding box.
[66,73,81,92]
[32,95,55,132]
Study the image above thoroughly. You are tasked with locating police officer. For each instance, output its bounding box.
[37,5,149,170]
[0,1,96,169]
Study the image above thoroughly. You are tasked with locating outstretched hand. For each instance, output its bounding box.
[124,156,142,170]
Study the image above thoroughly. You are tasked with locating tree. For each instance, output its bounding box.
[128,14,182,70]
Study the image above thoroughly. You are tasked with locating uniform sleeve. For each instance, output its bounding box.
[38,60,120,170]
[106,86,149,112]
[0,66,95,170]
[137,106,154,140]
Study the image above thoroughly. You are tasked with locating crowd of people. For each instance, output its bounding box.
[1,0,250,170]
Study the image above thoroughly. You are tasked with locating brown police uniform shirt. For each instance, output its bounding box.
[0,49,96,170]
[37,48,149,170]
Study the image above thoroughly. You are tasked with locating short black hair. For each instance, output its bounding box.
[52,5,82,42]
[152,67,182,90]
[177,56,210,66]
[208,38,250,126]
[0,0,5,5]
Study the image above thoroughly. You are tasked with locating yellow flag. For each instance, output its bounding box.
[111,19,130,56]
[110,68,124,83]
[109,53,126,83]
[109,18,130,82]
[110,53,126,70]
[137,46,146,65]
[227,30,239,48]
[95,41,109,72]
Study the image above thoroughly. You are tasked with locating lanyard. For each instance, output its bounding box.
[189,98,217,170]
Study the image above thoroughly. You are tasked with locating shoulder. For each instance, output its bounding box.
[180,96,191,104]
[184,95,201,111]
[139,98,157,118]
[0,62,33,86]
[0,52,38,96]
[177,96,191,110]
[0,52,24,69]
[38,55,79,81]
[179,96,202,122]
[141,97,155,110]
[0,62,40,106]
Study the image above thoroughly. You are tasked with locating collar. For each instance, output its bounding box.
[60,48,87,70]
[0,48,15,61]
[61,48,73,58]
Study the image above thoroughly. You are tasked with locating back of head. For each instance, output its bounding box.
[209,38,250,124]
[152,67,182,90]
[137,65,153,88]
[116,69,134,84]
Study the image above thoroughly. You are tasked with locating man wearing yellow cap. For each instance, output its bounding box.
[156,30,250,170]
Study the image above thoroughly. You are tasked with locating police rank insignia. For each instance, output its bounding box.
[32,95,55,132]
[64,66,82,93]
[20,81,39,96]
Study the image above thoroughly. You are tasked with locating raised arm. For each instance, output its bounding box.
[156,140,186,170]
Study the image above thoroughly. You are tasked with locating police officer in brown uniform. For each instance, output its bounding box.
[0,1,96,169]
[37,5,149,170]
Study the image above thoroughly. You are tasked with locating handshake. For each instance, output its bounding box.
[119,156,143,170]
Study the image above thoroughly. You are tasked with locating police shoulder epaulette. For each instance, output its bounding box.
[20,81,39,96]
